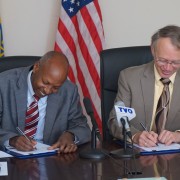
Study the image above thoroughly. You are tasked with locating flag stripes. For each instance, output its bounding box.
[55,0,105,132]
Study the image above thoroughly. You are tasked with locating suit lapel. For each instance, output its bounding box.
[15,68,30,130]
[15,91,27,128]
[167,71,180,125]
[141,62,155,130]
[43,94,60,143]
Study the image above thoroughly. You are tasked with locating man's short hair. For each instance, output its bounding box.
[151,25,180,49]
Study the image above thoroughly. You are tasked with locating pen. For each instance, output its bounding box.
[140,122,148,132]
[16,127,37,149]
[16,127,30,141]
[140,122,158,146]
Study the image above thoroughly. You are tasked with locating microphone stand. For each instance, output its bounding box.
[110,119,134,158]
[79,126,106,159]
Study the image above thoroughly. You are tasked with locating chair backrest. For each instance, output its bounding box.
[100,46,153,141]
[0,56,40,73]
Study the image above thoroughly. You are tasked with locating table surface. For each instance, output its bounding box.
[0,141,180,180]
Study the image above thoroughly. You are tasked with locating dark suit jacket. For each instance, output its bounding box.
[0,66,91,149]
[108,61,180,139]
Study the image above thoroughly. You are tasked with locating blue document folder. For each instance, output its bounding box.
[5,142,57,159]
[115,140,180,156]
[5,150,57,159]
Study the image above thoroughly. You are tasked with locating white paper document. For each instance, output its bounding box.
[0,151,12,158]
[0,162,8,176]
[118,177,167,180]
[5,142,57,156]
[133,143,180,152]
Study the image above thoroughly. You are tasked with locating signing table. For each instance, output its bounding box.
[0,142,180,180]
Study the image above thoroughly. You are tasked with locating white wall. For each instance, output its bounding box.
[100,0,180,49]
[0,0,60,56]
[0,0,180,56]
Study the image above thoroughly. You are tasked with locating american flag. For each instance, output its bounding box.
[0,18,4,57]
[54,0,105,132]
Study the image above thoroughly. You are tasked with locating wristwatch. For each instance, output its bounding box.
[64,131,79,144]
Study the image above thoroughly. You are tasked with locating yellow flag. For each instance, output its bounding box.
[0,18,4,57]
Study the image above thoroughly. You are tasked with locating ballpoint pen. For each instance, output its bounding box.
[16,127,30,141]
[140,122,158,146]
[16,127,37,149]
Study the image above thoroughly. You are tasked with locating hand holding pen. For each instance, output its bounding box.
[16,127,31,141]
[16,127,37,150]
[140,122,158,147]
[9,127,37,151]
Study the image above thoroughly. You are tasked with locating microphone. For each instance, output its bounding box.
[121,117,132,138]
[83,97,102,142]
[110,101,138,158]
[79,97,105,159]
[114,101,136,138]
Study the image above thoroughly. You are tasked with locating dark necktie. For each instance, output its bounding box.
[154,78,171,134]
[24,95,40,138]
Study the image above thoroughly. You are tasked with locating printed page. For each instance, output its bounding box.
[6,142,57,156]
[0,151,13,158]
[133,143,180,152]
[118,177,167,180]
[0,162,8,176]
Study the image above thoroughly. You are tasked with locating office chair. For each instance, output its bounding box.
[0,56,40,73]
[100,46,153,141]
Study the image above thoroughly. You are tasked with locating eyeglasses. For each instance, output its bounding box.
[155,58,180,67]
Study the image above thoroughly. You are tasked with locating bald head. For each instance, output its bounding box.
[39,51,69,66]
[31,51,69,98]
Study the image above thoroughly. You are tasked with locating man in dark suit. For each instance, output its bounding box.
[108,25,180,147]
[0,51,91,153]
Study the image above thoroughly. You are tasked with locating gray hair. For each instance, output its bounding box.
[151,25,180,49]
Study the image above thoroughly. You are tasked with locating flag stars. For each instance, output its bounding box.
[69,7,74,13]
[76,1,80,6]
[62,0,93,17]
[70,0,75,4]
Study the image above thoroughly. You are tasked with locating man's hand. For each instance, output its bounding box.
[9,136,37,151]
[48,132,77,153]
[158,130,180,145]
[133,131,158,147]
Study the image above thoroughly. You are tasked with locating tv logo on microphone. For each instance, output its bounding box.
[114,105,136,121]
[117,107,133,114]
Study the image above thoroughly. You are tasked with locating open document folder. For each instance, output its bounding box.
[115,140,180,155]
[133,143,180,155]
[5,142,57,159]
[118,177,167,180]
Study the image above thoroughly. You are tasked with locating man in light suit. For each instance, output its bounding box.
[0,51,91,153]
[108,25,180,147]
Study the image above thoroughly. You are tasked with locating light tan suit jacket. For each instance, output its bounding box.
[108,61,180,139]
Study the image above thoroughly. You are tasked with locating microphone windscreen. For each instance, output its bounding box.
[83,97,93,115]
[115,101,125,107]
